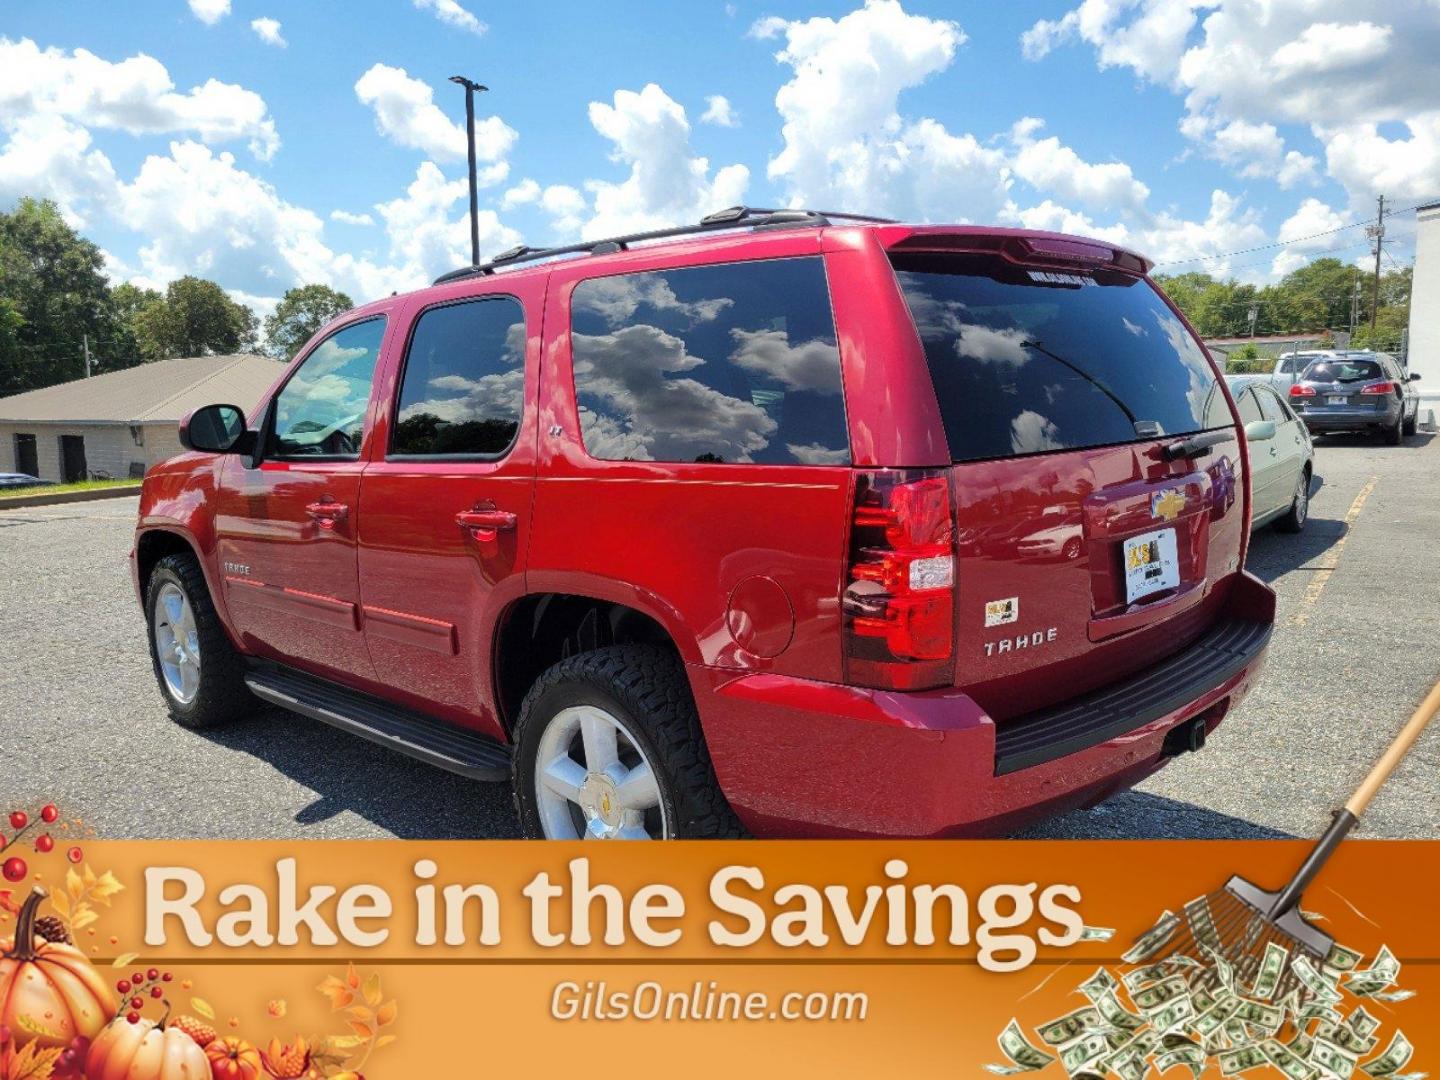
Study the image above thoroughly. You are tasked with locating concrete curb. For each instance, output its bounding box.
[0,485,141,510]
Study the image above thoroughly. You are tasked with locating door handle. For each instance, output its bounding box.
[456,508,517,542]
[305,500,349,529]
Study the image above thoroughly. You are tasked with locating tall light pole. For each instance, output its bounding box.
[449,75,488,267]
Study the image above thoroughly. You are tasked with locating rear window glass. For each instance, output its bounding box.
[570,257,849,465]
[892,254,1226,463]
[1303,359,1383,383]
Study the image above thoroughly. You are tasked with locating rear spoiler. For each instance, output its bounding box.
[877,227,1154,276]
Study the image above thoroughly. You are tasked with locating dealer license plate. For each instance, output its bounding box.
[1328,395,1347,405]
[1123,527,1180,604]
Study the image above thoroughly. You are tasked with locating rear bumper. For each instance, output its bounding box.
[1296,403,1398,430]
[695,571,1275,838]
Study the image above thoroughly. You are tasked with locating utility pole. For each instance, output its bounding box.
[449,75,489,267]
[1367,194,1386,331]
[82,333,91,378]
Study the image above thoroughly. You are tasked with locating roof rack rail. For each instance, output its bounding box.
[431,205,898,285]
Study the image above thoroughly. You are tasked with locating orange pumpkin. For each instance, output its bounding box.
[0,887,115,1050]
[206,1036,264,1080]
[86,1014,210,1080]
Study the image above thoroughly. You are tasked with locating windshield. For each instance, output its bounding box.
[891,253,1228,463]
[1302,359,1383,383]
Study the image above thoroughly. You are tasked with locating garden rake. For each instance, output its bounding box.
[1132,677,1440,1003]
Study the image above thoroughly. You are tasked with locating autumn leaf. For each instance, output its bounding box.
[0,890,20,917]
[344,1006,373,1025]
[361,972,382,1008]
[323,1035,366,1052]
[346,1021,373,1041]
[46,892,67,919]
[191,998,216,1020]
[70,907,98,932]
[14,1014,64,1041]
[111,952,138,968]
[4,1040,63,1080]
[90,871,124,906]
[375,1034,397,1050]
[82,864,97,890]
[317,976,354,1011]
[345,963,360,990]
[375,1000,397,1027]
[65,869,83,903]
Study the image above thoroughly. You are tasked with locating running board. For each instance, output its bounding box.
[244,666,510,781]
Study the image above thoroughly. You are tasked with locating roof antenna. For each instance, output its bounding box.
[449,75,489,268]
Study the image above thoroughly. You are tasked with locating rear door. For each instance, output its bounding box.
[888,250,1247,718]
[1254,385,1306,512]
[356,283,541,737]
[1234,387,1282,518]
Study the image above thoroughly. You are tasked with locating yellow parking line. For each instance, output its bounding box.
[1289,474,1379,627]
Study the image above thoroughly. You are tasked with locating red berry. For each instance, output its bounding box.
[66,846,82,864]
[147,968,159,981]
[161,972,173,982]
[35,834,54,853]
[130,996,143,1010]
[126,1012,140,1024]
[40,805,58,824]
[132,972,144,985]
[150,986,163,999]
[2,857,26,883]
[8,811,26,831]
[117,980,131,994]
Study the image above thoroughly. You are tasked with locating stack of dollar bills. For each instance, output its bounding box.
[987,911,1420,1079]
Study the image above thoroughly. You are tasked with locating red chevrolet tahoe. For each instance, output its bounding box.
[131,207,1275,839]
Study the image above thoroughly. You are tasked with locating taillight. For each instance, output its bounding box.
[1360,381,1395,395]
[1289,385,1315,397]
[843,469,956,690]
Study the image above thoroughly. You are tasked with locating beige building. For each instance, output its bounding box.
[0,355,283,482]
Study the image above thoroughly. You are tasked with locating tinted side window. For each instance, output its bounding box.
[393,298,526,456]
[271,318,385,458]
[1236,388,1264,424]
[1279,357,1296,374]
[569,258,849,465]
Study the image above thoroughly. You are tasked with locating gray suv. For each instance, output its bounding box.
[1287,352,1421,444]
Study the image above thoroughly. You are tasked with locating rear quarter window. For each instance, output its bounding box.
[569,257,849,465]
[892,254,1225,463]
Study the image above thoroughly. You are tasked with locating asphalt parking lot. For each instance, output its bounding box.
[1,428,1437,842]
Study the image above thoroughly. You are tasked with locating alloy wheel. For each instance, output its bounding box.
[153,582,201,705]
[532,705,668,839]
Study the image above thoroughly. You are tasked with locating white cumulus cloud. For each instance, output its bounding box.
[701,94,738,127]
[413,0,486,35]
[187,0,230,25]
[250,18,286,47]
[354,63,515,164]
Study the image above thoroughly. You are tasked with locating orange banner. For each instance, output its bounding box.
[1,840,1434,1078]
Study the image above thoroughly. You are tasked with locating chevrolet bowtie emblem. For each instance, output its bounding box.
[1152,488,1185,522]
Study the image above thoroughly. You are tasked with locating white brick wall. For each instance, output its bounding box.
[0,421,186,481]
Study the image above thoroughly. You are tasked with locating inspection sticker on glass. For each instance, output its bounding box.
[1123,527,1180,604]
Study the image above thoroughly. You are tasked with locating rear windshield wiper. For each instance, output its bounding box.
[1021,339,1146,433]
[1162,430,1231,461]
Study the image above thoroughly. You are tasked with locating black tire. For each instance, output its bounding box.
[1383,414,1403,445]
[511,645,744,839]
[144,552,253,728]
[1403,408,1417,436]
[1275,467,1310,533]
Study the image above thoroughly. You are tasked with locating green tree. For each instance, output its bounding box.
[263,284,354,359]
[100,281,162,371]
[0,197,117,394]
[133,276,258,359]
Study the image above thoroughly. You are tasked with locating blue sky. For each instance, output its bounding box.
[3,0,1437,319]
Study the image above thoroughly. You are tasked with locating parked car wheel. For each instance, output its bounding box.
[1275,467,1310,533]
[1383,414,1403,445]
[511,645,744,840]
[1403,408,1418,437]
[145,553,252,728]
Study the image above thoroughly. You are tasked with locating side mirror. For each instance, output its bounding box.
[1243,419,1276,442]
[1408,372,1422,382]
[180,404,248,453]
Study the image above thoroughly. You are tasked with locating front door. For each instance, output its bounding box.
[1236,387,1282,519]
[213,316,389,684]
[357,291,538,738]
[58,435,86,482]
